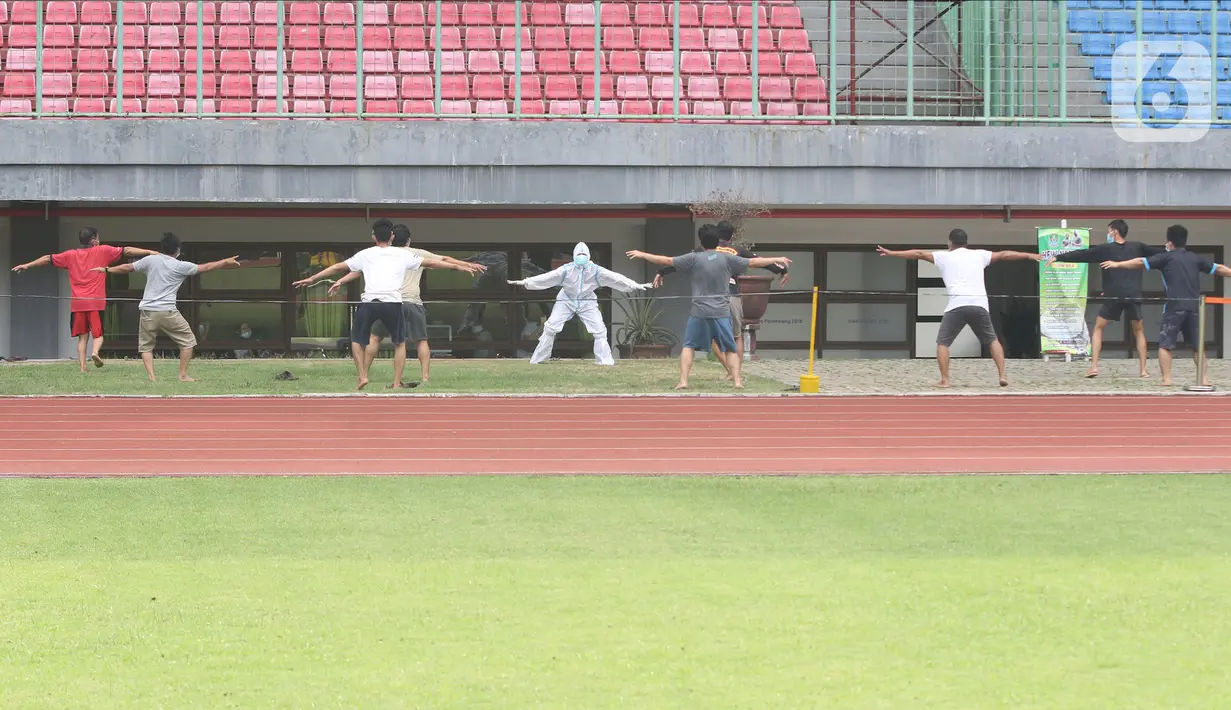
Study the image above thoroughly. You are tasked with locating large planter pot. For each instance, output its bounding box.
[736,275,774,326]
[617,343,672,359]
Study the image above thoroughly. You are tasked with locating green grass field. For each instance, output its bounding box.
[0,359,782,396]
[3,475,1230,709]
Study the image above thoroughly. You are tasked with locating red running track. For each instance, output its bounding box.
[1,396,1229,477]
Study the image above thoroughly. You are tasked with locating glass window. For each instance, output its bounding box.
[428,300,515,357]
[293,250,350,350]
[423,249,511,292]
[758,302,814,342]
[101,301,141,340]
[198,250,283,291]
[768,251,814,290]
[826,251,908,292]
[523,246,609,275]
[825,302,909,343]
[106,267,147,292]
[196,302,285,345]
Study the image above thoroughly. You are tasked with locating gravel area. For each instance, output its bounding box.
[744,357,1231,394]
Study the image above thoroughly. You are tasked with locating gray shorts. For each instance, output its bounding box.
[728,295,744,332]
[371,302,429,344]
[937,306,998,347]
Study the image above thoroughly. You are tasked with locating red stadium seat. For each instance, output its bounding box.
[293,99,326,116]
[395,28,428,50]
[603,27,636,50]
[754,52,784,75]
[638,28,670,51]
[620,99,653,117]
[324,27,355,50]
[45,1,78,23]
[634,4,666,27]
[148,98,182,114]
[294,74,326,98]
[72,98,108,116]
[186,49,218,72]
[581,74,614,100]
[679,51,712,74]
[495,2,528,26]
[644,51,673,74]
[471,74,505,99]
[669,4,700,27]
[117,73,146,97]
[363,27,393,50]
[288,27,321,50]
[328,99,357,116]
[462,2,493,25]
[184,26,217,48]
[148,49,182,72]
[538,50,570,73]
[534,27,566,50]
[565,3,594,26]
[465,27,497,50]
[654,100,690,117]
[545,75,578,100]
[802,102,830,121]
[616,75,649,100]
[742,29,776,51]
[548,99,581,116]
[185,73,219,97]
[256,99,289,117]
[7,26,37,48]
[585,99,619,117]
[184,98,218,114]
[729,101,758,117]
[185,3,219,24]
[509,74,542,99]
[328,74,357,98]
[41,74,73,98]
[363,99,400,120]
[530,3,562,26]
[784,53,818,76]
[723,76,752,100]
[364,75,398,99]
[150,2,182,23]
[573,51,607,74]
[401,99,434,117]
[760,76,793,101]
[686,75,719,100]
[148,26,182,49]
[220,49,253,72]
[650,76,681,101]
[766,101,800,121]
[432,27,462,50]
[220,2,252,24]
[601,3,632,27]
[293,50,324,73]
[441,75,468,99]
[440,99,471,117]
[148,74,183,97]
[221,73,254,98]
[716,52,749,75]
[692,100,725,117]
[219,99,253,116]
[702,4,734,28]
[289,2,322,24]
[708,29,740,51]
[75,73,110,97]
[568,27,595,51]
[363,3,390,26]
[81,1,113,23]
[735,5,768,29]
[366,51,396,73]
[79,48,113,71]
[32,49,71,72]
[115,49,147,72]
[468,50,501,72]
[499,28,531,50]
[257,74,289,98]
[394,3,425,25]
[254,50,285,72]
[42,26,75,49]
[439,51,466,72]
[476,99,509,116]
[502,49,536,73]
[219,26,252,49]
[253,1,279,24]
[609,50,642,74]
[400,75,432,99]
[777,29,808,53]
[9,2,36,23]
[428,3,460,25]
[3,50,36,72]
[397,50,431,73]
[770,6,804,29]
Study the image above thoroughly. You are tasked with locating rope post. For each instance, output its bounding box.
[799,286,820,394]
[1186,295,1215,392]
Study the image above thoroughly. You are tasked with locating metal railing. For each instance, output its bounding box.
[1,0,1226,127]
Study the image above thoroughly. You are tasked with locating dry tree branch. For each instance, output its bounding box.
[687,190,770,249]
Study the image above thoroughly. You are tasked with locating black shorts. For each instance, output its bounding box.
[1159,309,1200,350]
[371,303,429,343]
[1098,300,1143,323]
[936,306,998,347]
[352,301,406,345]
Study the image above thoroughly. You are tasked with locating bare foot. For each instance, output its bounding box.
[999,378,1009,388]
[733,382,745,390]
[1084,369,1099,378]
[1160,379,1174,387]
[1139,372,1151,379]
[79,366,88,373]
[91,353,104,368]
[148,377,158,383]
[178,376,196,383]
[356,377,369,391]
[935,380,951,388]
[1203,379,1212,387]
[673,383,689,390]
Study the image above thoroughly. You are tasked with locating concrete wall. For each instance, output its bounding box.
[3,121,1231,207]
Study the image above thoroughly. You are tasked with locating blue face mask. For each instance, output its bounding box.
[1106,233,1115,243]
[573,255,589,266]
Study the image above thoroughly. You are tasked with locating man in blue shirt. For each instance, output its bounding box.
[1102,225,1231,386]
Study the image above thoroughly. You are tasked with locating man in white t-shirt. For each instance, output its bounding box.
[294,219,482,390]
[878,229,1042,388]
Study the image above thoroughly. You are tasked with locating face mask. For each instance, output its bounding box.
[573,255,589,266]
[1106,233,1115,243]
[239,329,252,339]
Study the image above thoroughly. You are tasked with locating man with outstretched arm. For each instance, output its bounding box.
[327,223,486,386]
[627,228,790,390]
[293,219,482,390]
[1100,224,1231,386]
[11,227,159,372]
[93,232,240,383]
[878,229,1043,388]
[1045,219,1164,378]
[653,222,789,380]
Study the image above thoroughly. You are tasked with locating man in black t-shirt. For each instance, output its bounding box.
[1047,219,1164,378]
[1102,224,1231,386]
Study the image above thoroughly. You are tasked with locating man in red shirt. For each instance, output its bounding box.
[11,227,158,371]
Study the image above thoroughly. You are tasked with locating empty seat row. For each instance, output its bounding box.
[1090,54,1231,80]
[1080,32,1231,55]
[0,2,805,29]
[1069,0,1231,10]
[1103,79,1231,104]
[1069,9,1231,34]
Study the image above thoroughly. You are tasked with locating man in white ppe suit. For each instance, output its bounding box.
[508,242,653,365]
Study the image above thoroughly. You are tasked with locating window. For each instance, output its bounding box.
[293,250,349,351]
[197,302,285,346]
[198,250,283,291]
[769,251,814,290]
[424,249,512,292]
[825,302,910,343]
[826,250,908,292]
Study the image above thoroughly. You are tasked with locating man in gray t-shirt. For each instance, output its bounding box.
[628,227,790,390]
[95,232,239,383]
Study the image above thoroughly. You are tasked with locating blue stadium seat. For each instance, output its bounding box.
[1142,11,1168,34]
[1092,57,1113,79]
[1102,11,1135,33]
[1149,104,1188,125]
[1067,0,1093,8]
[1069,10,1101,33]
[1091,0,1124,9]
[1154,0,1187,9]
[1110,55,1168,79]
[1145,35,1184,54]
[1166,12,1201,35]
[1201,13,1231,35]
[1218,84,1231,105]
[1187,0,1213,9]
[1105,81,1174,104]
[1140,80,1176,103]
[1083,34,1117,56]
[1220,58,1231,80]
[1220,106,1231,121]
[1172,83,1212,106]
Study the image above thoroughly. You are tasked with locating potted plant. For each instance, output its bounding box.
[688,190,774,324]
[615,296,678,359]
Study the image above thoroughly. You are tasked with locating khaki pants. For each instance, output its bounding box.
[138,310,198,352]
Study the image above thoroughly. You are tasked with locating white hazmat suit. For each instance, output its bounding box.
[509,242,652,365]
